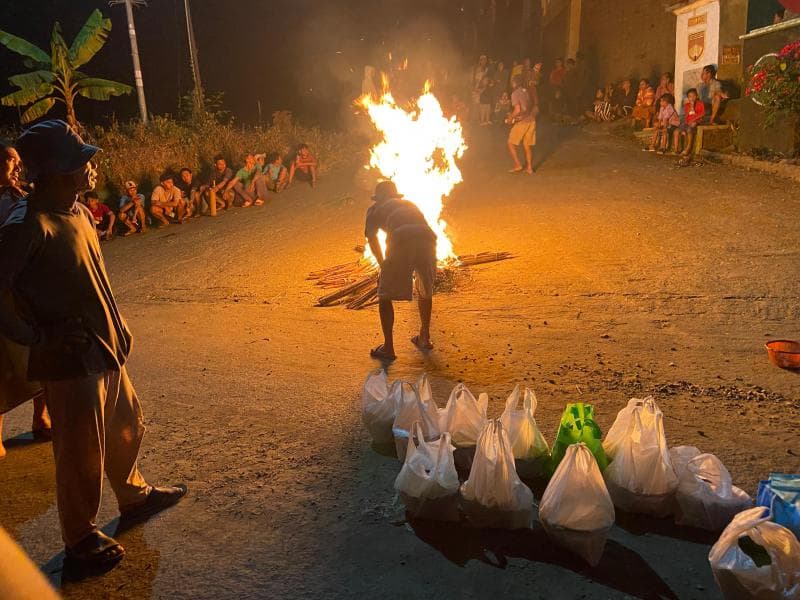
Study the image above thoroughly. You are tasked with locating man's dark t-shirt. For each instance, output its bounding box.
[0,200,132,380]
[206,167,233,189]
[176,178,199,198]
[364,198,436,246]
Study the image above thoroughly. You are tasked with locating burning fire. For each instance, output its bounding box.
[358,80,467,264]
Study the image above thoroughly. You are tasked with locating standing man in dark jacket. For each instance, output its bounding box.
[365,181,437,361]
[0,120,187,572]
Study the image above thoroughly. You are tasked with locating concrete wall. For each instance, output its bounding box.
[578,0,677,86]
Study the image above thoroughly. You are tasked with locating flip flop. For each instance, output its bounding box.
[411,335,434,351]
[64,531,125,570]
[254,199,265,206]
[119,484,188,525]
[508,167,524,174]
[370,345,396,361]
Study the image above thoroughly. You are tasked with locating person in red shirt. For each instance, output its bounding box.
[680,88,706,156]
[83,191,115,241]
[288,144,318,188]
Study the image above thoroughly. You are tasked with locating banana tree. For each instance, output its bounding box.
[0,9,132,129]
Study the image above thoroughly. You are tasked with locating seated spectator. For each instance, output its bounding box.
[494,91,511,123]
[118,180,147,236]
[226,153,266,207]
[264,152,288,192]
[83,191,115,241]
[632,79,656,128]
[698,64,728,124]
[680,88,706,156]
[201,155,234,211]
[176,167,201,217]
[654,72,675,103]
[585,88,613,122]
[288,144,318,188]
[150,171,187,226]
[612,78,636,117]
[648,93,680,154]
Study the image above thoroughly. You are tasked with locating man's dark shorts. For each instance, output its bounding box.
[378,226,437,301]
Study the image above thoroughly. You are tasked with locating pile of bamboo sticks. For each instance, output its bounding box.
[308,251,513,310]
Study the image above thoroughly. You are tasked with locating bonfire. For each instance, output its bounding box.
[309,78,512,309]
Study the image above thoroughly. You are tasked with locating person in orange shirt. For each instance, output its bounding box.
[288,144,318,188]
[632,79,656,128]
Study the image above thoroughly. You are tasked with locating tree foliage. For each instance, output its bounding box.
[0,9,132,129]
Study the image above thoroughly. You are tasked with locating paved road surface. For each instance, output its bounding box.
[2,125,799,599]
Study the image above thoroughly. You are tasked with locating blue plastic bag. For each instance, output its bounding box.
[757,473,800,541]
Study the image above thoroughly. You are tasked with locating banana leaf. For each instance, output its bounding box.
[0,29,49,65]
[74,78,132,100]
[69,10,112,69]
[21,97,57,123]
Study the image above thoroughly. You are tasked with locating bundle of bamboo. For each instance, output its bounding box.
[308,252,513,310]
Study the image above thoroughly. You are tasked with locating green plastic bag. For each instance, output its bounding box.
[548,403,608,476]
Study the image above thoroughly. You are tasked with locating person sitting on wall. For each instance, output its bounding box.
[288,144,318,188]
[150,171,187,226]
[680,88,706,156]
[631,78,656,128]
[648,93,680,154]
[612,78,637,118]
[698,64,729,124]
[118,181,147,236]
[83,191,115,241]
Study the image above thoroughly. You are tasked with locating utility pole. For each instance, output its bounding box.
[109,0,149,124]
[183,0,204,113]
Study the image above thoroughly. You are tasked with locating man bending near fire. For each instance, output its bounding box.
[365,181,436,361]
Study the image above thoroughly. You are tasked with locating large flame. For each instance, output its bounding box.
[358,81,467,264]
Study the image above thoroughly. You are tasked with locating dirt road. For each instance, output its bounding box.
[1,125,798,599]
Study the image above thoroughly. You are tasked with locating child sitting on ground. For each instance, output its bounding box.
[83,191,116,240]
[585,87,613,122]
[648,93,680,154]
[264,152,288,192]
[680,88,705,156]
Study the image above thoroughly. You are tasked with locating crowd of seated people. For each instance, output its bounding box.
[79,145,317,241]
[579,64,728,156]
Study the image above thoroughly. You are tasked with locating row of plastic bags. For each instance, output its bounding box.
[362,371,549,471]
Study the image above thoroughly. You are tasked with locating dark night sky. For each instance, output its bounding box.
[0,0,468,129]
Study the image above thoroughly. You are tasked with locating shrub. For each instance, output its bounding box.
[89,111,364,199]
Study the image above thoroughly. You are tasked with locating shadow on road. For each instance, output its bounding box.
[409,518,679,600]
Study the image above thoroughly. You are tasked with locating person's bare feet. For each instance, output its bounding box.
[411,335,433,350]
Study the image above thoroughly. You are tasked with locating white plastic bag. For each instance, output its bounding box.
[674,452,752,531]
[395,423,460,521]
[393,375,440,462]
[499,385,550,478]
[709,506,800,600]
[361,370,398,444]
[540,442,615,566]
[438,382,489,471]
[603,396,647,459]
[670,445,702,482]
[603,397,678,516]
[460,420,533,529]
[438,383,488,447]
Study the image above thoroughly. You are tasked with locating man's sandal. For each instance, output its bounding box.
[119,484,188,526]
[64,531,125,570]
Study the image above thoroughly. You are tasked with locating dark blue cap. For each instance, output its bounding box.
[16,120,100,181]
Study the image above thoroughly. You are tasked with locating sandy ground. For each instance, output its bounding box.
[1,124,799,600]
